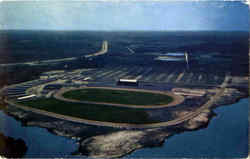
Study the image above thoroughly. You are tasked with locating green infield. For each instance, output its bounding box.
[17,98,159,124]
[62,88,173,106]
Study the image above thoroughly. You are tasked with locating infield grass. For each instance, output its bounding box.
[62,88,173,106]
[17,98,159,124]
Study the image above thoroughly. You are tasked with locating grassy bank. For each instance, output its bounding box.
[63,88,173,106]
[17,98,159,124]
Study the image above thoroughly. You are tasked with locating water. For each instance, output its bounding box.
[0,110,79,158]
[127,98,249,158]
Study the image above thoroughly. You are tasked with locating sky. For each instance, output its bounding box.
[0,1,249,31]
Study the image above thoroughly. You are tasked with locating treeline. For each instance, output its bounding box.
[0,65,49,87]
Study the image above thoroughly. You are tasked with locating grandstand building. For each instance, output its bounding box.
[117,79,139,86]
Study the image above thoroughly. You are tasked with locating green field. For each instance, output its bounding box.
[17,98,159,124]
[63,88,173,106]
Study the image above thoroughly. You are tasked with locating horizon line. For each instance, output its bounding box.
[0,29,249,32]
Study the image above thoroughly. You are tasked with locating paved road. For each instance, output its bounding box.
[84,41,108,58]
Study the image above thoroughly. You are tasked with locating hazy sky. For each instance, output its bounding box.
[0,1,249,31]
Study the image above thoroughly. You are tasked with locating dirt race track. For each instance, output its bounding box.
[54,86,185,109]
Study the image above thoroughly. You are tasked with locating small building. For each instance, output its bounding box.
[17,94,36,100]
[117,79,139,87]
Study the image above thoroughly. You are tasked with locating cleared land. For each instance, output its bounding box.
[62,88,173,106]
[17,98,158,124]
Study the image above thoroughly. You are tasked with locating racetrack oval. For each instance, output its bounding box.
[54,86,185,109]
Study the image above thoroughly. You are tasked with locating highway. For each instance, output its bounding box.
[84,41,108,58]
